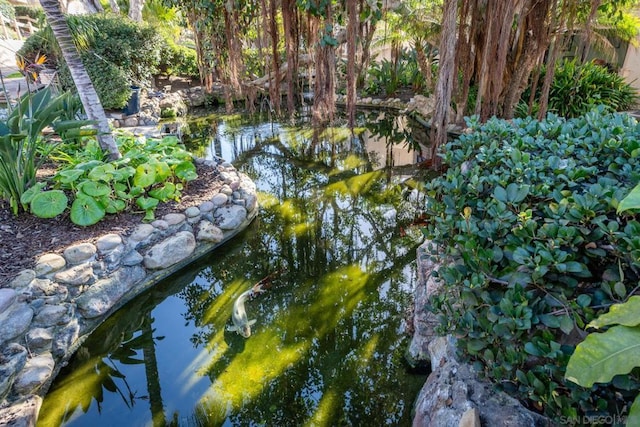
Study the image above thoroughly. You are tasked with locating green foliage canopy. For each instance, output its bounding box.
[423,107,640,421]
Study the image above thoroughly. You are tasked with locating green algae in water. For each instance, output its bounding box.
[39,112,428,426]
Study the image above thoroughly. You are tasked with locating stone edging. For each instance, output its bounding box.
[409,240,553,427]
[0,157,258,426]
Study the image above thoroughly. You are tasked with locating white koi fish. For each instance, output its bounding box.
[227,284,263,338]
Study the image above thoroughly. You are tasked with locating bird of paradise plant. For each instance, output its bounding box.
[16,53,48,93]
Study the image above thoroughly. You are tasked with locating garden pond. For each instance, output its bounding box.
[38,109,432,426]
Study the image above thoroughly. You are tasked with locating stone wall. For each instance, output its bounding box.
[0,158,258,427]
[409,240,554,427]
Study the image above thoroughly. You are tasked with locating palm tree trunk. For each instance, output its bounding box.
[39,0,121,160]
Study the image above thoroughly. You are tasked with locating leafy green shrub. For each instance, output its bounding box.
[363,49,426,97]
[19,14,162,109]
[158,40,199,78]
[23,135,198,225]
[422,107,640,422]
[519,59,638,118]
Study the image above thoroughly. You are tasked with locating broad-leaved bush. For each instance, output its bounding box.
[423,107,640,421]
[18,14,162,109]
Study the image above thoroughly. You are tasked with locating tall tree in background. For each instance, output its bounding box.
[38,0,121,160]
[429,0,456,170]
[430,0,636,165]
[346,0,357,127]
[282,0,300,115]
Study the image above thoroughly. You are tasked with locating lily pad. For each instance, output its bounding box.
[30,190,68,218]
[70,194,106,226]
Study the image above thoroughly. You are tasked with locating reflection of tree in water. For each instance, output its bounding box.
[174,117,425,425]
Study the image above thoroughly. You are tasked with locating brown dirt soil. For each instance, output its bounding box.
[0,162,223,285]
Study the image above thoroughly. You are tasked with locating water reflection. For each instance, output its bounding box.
[39,111,428,426]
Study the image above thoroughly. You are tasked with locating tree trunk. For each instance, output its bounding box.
[346,0,357,127]
[453,0,475,124]
[430,0,457,170]
[538,0,564,119]
[269,0,281,115]
[580,0,602,63]
[502,0,552,119]
[282,0,299,115]
[128,0,144,22]
[109,0,120,14]
[474,0,520,120]
[39,0,121,160]
[311,5,336,125]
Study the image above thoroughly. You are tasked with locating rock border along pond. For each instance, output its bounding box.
[0,157,258,427]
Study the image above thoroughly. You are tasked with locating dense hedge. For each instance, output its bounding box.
[423,107,640,421]
[19,14,162,109]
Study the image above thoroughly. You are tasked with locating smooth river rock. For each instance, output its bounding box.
[96,234,122,253]
[214,205,247,230]
[34,254,66,277]
[0,288,17,315]
[75,266,146,318]
[0,344,28,401]
[143,231,196,269]
[63,243,97,265]
[12,353,55,395]
[0,304,34,345]
[53,263,95,286]
[197,221,224,243]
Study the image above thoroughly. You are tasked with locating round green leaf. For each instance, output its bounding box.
[148,183,176,201]
[154,161,172,183]
[20,182,46,205]
[136,196,159,211]
[133,163,156,188]
[70,194,106,226]
[30,190,68,218]
[87,163,116,182]
[174,161,197,181]
[79,181,111,197]
[56,169,85,185]
[105,198,126,214]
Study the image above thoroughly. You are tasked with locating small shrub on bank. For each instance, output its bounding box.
[518,59,638,118]
[422,107,640,421]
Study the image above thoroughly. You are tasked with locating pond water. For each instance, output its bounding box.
[38,110,430,426]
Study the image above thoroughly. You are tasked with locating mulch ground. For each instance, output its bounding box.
[0,162,224,284]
